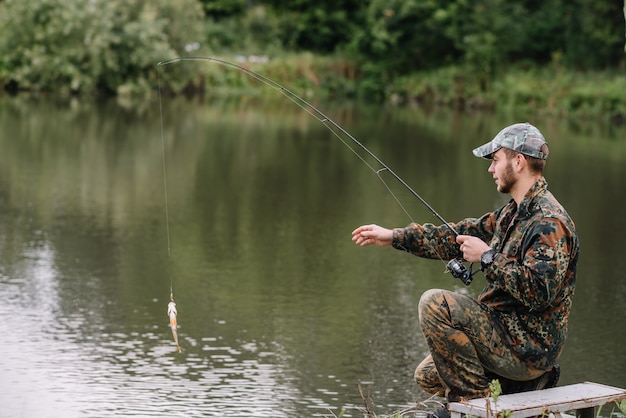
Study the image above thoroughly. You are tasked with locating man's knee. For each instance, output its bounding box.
[420,288,485,330]
[418,288,446,316]
[418,288,452,329]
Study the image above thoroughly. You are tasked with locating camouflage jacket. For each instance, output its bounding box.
[392,177,579,371]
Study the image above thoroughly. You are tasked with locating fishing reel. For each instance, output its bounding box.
[446,259,480,286]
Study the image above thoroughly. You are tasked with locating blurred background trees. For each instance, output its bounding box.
[0,0,624,98]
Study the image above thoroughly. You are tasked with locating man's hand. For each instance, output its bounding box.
[352,224,393,247]
[456,235,491,263]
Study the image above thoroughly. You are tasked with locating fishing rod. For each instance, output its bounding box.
[157,56,478,285]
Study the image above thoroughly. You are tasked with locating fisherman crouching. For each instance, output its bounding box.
[351,123,579,416]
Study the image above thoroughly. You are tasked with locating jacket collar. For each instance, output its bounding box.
[516,177,547,218]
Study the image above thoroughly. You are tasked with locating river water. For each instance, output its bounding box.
[0,94,624,417]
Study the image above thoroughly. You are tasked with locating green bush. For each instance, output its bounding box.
[0,0,206,96]
[204,5,284,55]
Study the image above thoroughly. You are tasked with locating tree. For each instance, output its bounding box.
[349,0,625,83]
[562,0,625,68]
[0,0,206,95]
[198,0,248,19]
[349,0,459,73]
[265,0,366,53]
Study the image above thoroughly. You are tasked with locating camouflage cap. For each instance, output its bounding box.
[473,122,549,160]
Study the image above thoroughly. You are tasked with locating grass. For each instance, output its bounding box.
[189,54,626,122]
[389,64,626,121]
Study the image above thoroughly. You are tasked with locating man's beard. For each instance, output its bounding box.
[498,160,516,194]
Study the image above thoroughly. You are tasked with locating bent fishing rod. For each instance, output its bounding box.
[157,56,478,285]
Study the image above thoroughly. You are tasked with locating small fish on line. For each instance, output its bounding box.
[168,292,182,353]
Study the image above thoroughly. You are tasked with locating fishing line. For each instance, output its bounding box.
[156,56,477,286]
[158,70,182,352]
[157,71,172,282]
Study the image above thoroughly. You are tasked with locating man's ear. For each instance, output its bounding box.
[515,153,527,172]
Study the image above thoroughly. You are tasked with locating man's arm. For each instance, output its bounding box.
[391,211,498,260]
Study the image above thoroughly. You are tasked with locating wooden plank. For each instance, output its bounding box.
[448,382,626,418]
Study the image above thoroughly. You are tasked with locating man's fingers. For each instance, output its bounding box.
[456,234,470,244]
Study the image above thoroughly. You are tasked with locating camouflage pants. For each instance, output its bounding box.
[415,289,544,402]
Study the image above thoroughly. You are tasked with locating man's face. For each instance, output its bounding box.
[488,149,516,194]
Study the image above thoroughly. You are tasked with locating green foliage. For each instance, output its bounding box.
[390,66,490,109]
[199,0,248,19]
[562,0,625,68]
[205,5,285,54]
[347,0,532,82]
[489,379,503,403]
[388,63,626,119]
[489,379,512,418]
[349,0,459,73]
[347,0,624,80]
[265,0,365,53]
[518,1,567,64]
[0,0,206,96]
[176,53,359,100]
[448,1,529,86]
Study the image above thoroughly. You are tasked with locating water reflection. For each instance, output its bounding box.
[0,95,624,417]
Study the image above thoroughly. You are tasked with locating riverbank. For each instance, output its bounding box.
[391,64,626,122]
[184,54,626,123]
[4,52,625,123]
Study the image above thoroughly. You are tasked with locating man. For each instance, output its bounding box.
[351,123,579,410]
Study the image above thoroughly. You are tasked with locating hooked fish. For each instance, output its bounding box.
[167,293,182,353]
